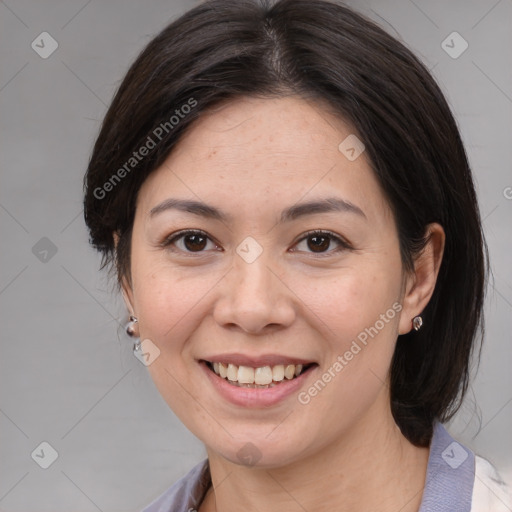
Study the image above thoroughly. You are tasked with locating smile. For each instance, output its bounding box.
[204,361,315,388]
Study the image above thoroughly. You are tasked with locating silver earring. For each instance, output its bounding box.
[125,315,138,337]
[126,316,143,354]
[412,316,423,331]
[133,339,142,354]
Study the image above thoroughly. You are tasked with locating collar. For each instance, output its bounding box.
[418,422,475,511]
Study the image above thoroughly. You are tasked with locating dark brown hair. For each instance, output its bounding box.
[83,0,488,446]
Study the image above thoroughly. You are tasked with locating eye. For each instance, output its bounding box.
[162,230,220,254]
[291,230,351,255]
[161,229,351,256]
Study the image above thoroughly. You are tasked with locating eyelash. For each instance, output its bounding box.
[161,229,352,257]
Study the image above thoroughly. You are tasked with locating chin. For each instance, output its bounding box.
[204,429,315,469]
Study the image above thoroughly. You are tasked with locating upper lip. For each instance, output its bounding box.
[200,353,316,367]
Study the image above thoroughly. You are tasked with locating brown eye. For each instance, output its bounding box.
[307,234,331,252]
[182,233,207,251]
[293,230,350,255]
[162,230,218,254]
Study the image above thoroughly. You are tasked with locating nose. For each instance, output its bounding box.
[213,252,296,335]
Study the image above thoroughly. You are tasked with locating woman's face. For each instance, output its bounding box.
[124,96,415,467]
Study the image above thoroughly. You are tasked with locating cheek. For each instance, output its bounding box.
[128,239,211,345]
[295,268,401,402]
[134,266,214,348]
[130,260,219,425]
[291,282,400,442]
[295,265,401,347]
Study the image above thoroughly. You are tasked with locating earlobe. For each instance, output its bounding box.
[121,280,139,338]
[398,223,445,335]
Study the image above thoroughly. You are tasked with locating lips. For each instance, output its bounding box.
[200,357,317,407]
[201,353,317,388]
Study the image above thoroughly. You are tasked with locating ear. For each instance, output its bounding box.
[398,223,445,335]
[113,231,136,316]
[121,283,136,317]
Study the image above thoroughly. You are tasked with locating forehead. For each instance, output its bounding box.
[171,95,357,167]
[137,96,392,224]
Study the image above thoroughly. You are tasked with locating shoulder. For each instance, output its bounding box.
[471,455,512,512]
[140,458,210,512]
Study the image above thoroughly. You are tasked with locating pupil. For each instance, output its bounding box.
[308,235,329,252]
[185,234,207,251]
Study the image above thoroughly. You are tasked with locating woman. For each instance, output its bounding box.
[83,0,511,510]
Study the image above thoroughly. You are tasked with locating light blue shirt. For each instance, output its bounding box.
[141,422,477,512]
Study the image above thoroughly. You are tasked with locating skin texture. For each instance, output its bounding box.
[121,96,445,512]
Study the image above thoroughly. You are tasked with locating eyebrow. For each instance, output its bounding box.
[149,196,366,223]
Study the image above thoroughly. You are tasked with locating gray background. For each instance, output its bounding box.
[1,0,511,510]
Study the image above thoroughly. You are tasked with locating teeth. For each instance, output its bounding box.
[209,361,308,385]
[227,363,238,381]
[237,365,255,384]
[284,364,295,380]
[255,366,273,385]
[272,364,284,381]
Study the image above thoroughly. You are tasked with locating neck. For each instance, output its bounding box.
[200,398,430,512]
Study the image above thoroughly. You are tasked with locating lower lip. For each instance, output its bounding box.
[200,362,316,408]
